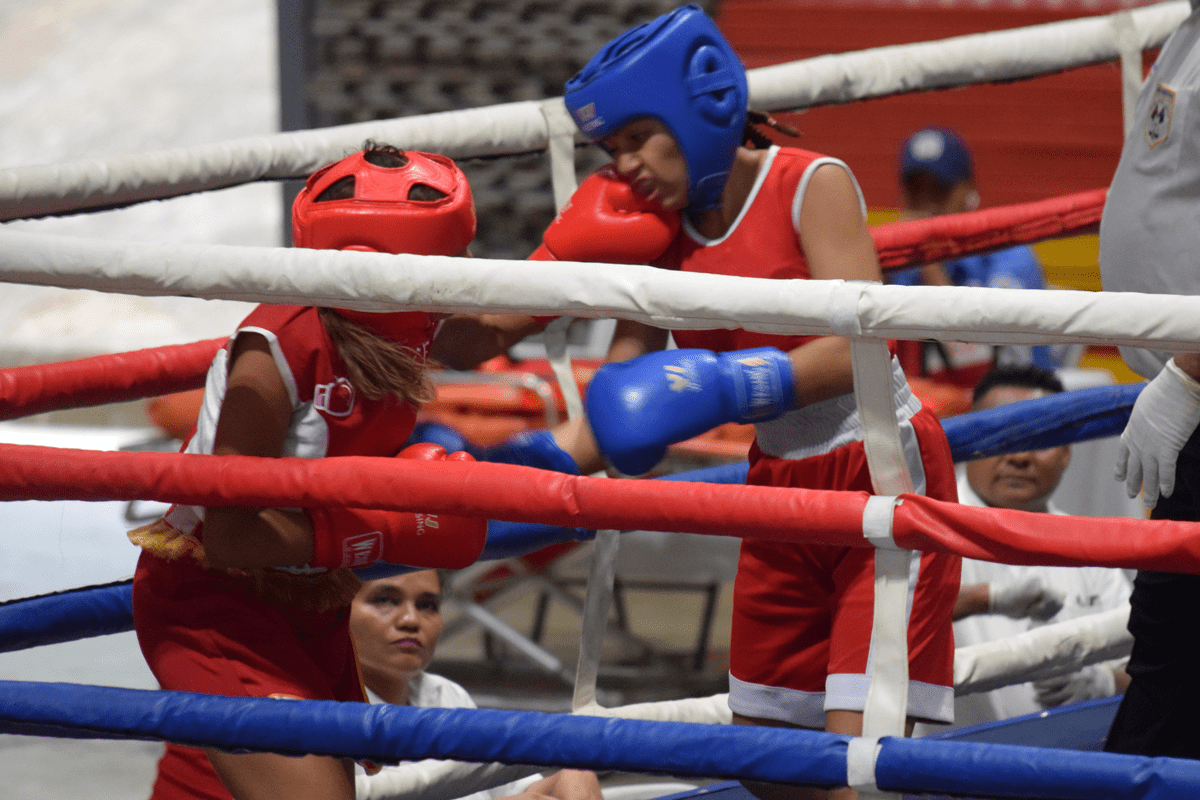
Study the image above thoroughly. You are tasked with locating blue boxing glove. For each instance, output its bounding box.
[408,422,579,475]
[407,420,477,456]
[480,429,580,475]
[586,347,796,475]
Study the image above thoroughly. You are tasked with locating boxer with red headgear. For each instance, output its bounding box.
[292,145,475,255]
[294,143,475,350]
[131,142,487,800]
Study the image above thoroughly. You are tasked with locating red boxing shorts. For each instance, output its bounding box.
[728,405,960,728]
[132,550,366,705]
[149,744,233,800]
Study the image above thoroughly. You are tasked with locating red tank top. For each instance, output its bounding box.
[231,304,426,458]
[656,147,838,354]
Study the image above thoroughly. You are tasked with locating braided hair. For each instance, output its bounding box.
[743,111,801,150]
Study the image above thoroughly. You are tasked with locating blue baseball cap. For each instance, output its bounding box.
[900,128,974,188]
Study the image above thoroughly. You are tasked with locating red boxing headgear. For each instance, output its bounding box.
[291,149,476,256]
[293,148,473,350]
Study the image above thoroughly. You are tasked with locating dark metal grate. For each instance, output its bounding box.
[305,0,722,258]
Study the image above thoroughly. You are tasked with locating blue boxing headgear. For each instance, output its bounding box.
[564,5,748,210]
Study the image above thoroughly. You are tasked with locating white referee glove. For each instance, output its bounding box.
[1034,664,1117,708]
[987,574,1065,621]
[1117,357,1200,509]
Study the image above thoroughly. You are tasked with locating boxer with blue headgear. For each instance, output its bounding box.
[556,7,963,779]
[564,4,747,211]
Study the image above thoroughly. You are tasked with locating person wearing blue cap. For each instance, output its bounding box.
[898,127,980,219]
[557,7,962,797]
[889,128,1060,388]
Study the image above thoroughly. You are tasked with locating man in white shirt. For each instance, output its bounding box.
[947,365,1132,729]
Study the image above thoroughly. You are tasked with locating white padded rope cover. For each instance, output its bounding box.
[3,230,1200,350]
[575,605,1131,723]
[954,607,1133,697]
[356,759,543,800]
[747,1,1187,112]
[0,101,552,221]
[569,606,1131,727]
[578,694,732,725]
[0,3,1186,220]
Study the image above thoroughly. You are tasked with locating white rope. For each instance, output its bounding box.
[0,9,1170,794]
[356,758,544,800]
[2,231,1199,351]
[954,606,1132,696]
[0,101,552,221]
[350,605,1133,800]
[0,3,1186,220]
[553,602,1133,727]
[577,693,732,725]
[747,2,1186,112]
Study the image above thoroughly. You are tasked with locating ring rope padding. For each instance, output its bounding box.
[1,680,1198,799]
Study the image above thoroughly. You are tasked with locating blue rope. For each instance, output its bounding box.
[0,681,1196,799]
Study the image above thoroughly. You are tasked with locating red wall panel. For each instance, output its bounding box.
[714,0,1158,209]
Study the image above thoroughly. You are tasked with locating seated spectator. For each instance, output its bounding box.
[351,569,604,800]
[945,365,1131,728]
[889,128,1062,387]
[145,569,604,800]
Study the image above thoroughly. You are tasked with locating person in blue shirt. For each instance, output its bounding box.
[888,128,1060,387]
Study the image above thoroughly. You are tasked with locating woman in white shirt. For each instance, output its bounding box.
[350,569,603,800]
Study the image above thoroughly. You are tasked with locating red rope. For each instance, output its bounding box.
[872,188,1106,271]
[0,339,222,421]
[0,442,1195,574]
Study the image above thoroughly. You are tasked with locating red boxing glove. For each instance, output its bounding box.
[529,165,680,264]
[307,444,486,570]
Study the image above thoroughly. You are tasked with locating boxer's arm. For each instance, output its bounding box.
[607,318,670,364]
[431,314,546,370]
[788,163,885,406]
[202,333,315,570]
